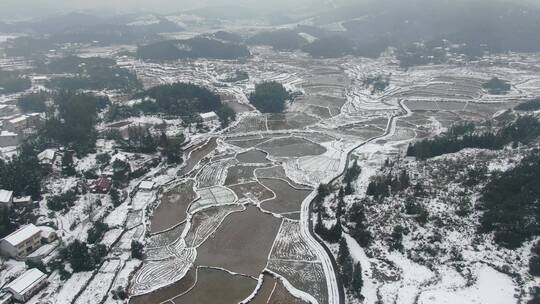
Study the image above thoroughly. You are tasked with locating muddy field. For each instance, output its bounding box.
[178,138,218,176]
[236,149,271,164]
[259,178,311,214]
[172,267,257,304]
[267,260,328,304]
[185,204,245,248]
[266,112,319,131]
[257,136,327,158]
[255,165,311,189]
[150,180,196,233]
[228,182,274,202]
[195,206,282,277]
[250,273,308,304]
[224,165,260,185]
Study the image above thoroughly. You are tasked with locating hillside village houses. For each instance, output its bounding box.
[0,190,13,209]
[0,224,42,259]
[4,268,47,302]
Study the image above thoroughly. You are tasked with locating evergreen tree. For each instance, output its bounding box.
[131,240,144,259]
[341,256,354,288]
[351,262,364,296]
[337,237,350,265]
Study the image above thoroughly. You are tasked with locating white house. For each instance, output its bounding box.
[0,224,42,259]
[4,268,47,302]
[0,292,12,304]
[37,149,57,169]
[0,190,13,210]
[138,181,155,192]
[199,111,219,123]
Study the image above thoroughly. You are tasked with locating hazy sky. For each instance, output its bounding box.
[0,0,325,19]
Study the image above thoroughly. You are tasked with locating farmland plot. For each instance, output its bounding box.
[150,180,196,233]
[224,165,260,185]
[131,245,195,296]
[236,149,270,164]
[146,222,186,248]
[171,267,257,304]
[259,178,311,214]
[250,273,309,304]
[189,186,237,213]
[196,158,237,187]
[257,136,327,158]
[77,259,121,304]
[195,206,282,277]
[228,182,274,202]
[228,115,267,134]
[267,260,328,304]
[129,268,197,304]
[178,137,218,176]
[255,165,310,189]
[266,112,319,131]
[270,219,319,261]
[184,204,245,248]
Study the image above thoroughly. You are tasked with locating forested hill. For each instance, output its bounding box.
[137,37,251,60]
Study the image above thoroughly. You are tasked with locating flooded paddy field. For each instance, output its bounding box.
[150,180,196,233]
[195,206,282,277]
[224,165,260,185]
[236,149,270,164]
[266,112,320,131]
[259,178,311,214]
[178,138,218,176]
[229,181,274,202]
[295,95,346,117]
[255,165,311,189]
[185,205,245,248]
[171,268,257,304]
[257,136,327,158]
[227,137,269,149]
[250,273,308,304]
[146,222,185,248]
[336,123,385,139]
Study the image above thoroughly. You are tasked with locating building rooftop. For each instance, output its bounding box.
[200,111,218,119]
[139,181,155,190]
[5,268,46,296]
[38,149,57,162]
[8,115,28,124]
[0,190,13,203]
[2,224,40,247]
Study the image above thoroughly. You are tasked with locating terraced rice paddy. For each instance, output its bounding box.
[259,178,311,214]
[257,136,327,158]
[150,180,196,233]
[195,206,282,277]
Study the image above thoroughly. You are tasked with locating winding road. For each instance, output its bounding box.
[301,99,410,304]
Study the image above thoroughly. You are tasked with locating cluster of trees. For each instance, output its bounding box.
[134,83,225,121]
[87,220,109,244]
[366,170,410,198]
[346,202,372,248]
[159,132,184,164]
[136,37,250,60]
[247,30,307,51]
[479,150,540,249]
[482,77,511,95]
[0,70,31,94]
[46,191,77,212]
[404,201,429,226]
[43,56,141,92]
[43,91,108,155]
[407,116,540,159]
[515,98,540,112]
[343,160,361,195]
[363,75,390,94]
[302,36,354,58]
[17,91,50,113]
[249,81,290,113]
[337,238,363,297]
[59,240,107,272]
[0,142,43,199]
[530,241,540,277]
